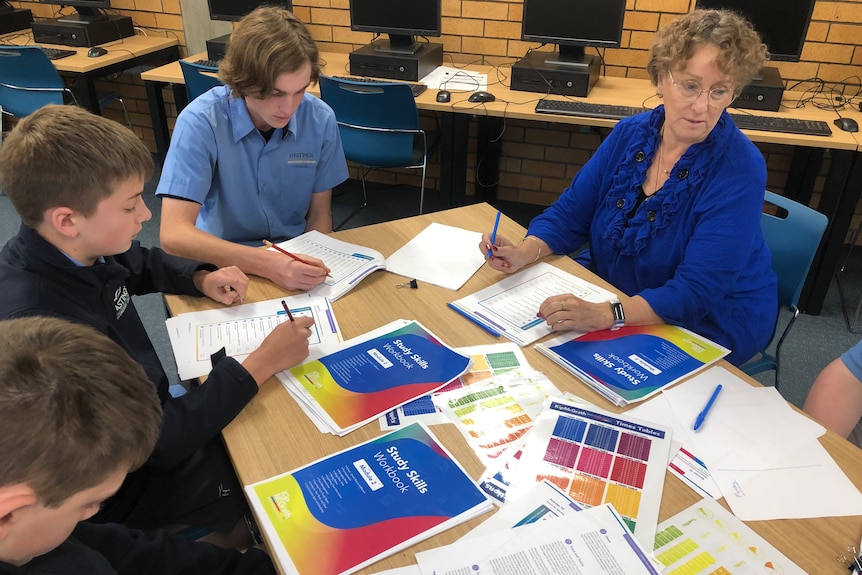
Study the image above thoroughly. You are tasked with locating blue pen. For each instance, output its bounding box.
[693,384,722,431]
[487,210,501,258]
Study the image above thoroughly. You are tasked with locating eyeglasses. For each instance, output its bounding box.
[667,70,734,107]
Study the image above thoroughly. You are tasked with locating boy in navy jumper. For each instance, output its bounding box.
[0,105,314,540]
[0,316,276,574]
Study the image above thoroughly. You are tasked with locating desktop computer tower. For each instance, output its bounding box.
[349,42,443,82]
[206,33,230,62]
[31,14,133,47]
[510,51,600,98]
[733,66,784,112]
[0,8,33,34]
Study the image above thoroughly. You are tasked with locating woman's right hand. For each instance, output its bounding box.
[479,233,544,273]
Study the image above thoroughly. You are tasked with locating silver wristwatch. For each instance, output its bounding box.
[610,299,625,330]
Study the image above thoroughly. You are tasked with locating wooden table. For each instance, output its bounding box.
[165,203,862,575]
[1,30,179,114]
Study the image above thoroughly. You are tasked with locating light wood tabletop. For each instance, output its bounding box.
[165,202,862,575]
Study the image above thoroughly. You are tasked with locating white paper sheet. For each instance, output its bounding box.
[421,65,488,91]
[165,294,341,381]
[384,222,485,290]
[416,504,660,575]
[661,366,862,520]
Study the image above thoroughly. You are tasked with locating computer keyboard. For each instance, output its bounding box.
[535,99,649,119]
[728,113,832,136]
[331,75,428,98]
[192,59,220,69]
[41,47,77,60]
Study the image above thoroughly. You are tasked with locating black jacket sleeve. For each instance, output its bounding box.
[150,353,259,469]
[115,243,216,298]
[72,522,278,575]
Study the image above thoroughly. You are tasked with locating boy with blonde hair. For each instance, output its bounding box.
[0,104,314,539]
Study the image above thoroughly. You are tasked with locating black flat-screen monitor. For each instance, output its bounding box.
[350,0,441,55]
[695,0,815,62]
[207,0,293,22]
[521,0,627,68]
[38,0,111,23]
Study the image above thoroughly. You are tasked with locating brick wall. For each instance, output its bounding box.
[14,0,862,226]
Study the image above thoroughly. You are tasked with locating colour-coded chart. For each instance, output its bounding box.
[504,398,672,550]
[654,497,805,574]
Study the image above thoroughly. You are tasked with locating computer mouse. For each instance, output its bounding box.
[468,91,496,103]
[87,46,108,58]
[834,117,859,133]
[436,90,451,103]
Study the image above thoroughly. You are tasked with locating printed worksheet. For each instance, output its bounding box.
[654,497,806,574]
[273,230,385,301]
[166,295,341,380]
[379,343,530,430]
[448,262,617,346]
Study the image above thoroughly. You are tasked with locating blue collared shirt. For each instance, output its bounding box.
[156,85,348,245]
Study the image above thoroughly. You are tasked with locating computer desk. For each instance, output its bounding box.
[143,50,861,314]
[164,203,862,575]
[0,30,179,115]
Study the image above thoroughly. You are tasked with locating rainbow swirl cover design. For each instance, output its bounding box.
[246,422,492,575]
[287,321,471,433]
[537,325,729,406]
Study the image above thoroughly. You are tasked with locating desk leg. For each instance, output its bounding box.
[64,72,101,114]
[784,147,823,206]
[439,112,470,206]
[476,116,503,203]
[800,148,856,315]
[145,80,171,165]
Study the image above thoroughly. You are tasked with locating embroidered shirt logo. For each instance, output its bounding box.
[288,151,317,166]
[114,285,130,319]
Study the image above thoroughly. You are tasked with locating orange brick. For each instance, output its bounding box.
[625,10,660,32]
[802,42,854,64]
[153,13,183,30]
[162,0,180,14]
[135,0,162,12]
[462,1,508,20]
[484,20,521,40]
[827,23,862,44]
[443,17,484,36]
[442,0,462,17]
[525,126,569,146]
[311,8,350,26]
[636,0,688,14]
[462,37,508,57]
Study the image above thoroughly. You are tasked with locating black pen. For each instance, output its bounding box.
[280,300,295,322]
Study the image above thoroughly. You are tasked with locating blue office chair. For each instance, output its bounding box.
[318,75,435,230]
[179,59,223,102]
[0,46,131,137]
[741,191,828,390]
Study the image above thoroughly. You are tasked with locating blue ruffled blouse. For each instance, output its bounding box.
[528,106,778,365]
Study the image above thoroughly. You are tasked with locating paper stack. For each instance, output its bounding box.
[277,319,472,435]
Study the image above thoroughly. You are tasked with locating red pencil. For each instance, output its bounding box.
[262,239,332,277]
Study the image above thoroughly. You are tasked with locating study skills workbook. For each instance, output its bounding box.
[245,422,493,575]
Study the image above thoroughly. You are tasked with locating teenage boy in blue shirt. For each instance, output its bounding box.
[157,6,348,292]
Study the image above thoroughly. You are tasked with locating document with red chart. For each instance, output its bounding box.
[502,397,673,551]
[245,422,493,575]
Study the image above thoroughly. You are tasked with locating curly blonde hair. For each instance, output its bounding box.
[647,9,768,92]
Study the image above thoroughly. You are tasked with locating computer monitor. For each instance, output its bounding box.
[694,0,815,62]
[206,0,292,22]
[521,0,627,68]
[349,0,441,55]
[37,0,111,23]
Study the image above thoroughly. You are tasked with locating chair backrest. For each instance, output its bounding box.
[0,46,67,117]
[318,75,421,168]
[179,60,224,102]
[761,190,828,308]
